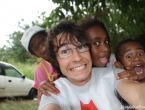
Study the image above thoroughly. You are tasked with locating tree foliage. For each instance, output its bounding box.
[42,0,145,51]
[1,0,145,62]
[0,20,43,63]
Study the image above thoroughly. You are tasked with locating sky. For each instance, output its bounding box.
[0,0,58,47]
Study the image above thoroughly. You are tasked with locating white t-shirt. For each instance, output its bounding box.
[107,53,116,68]
[38,67,124,110]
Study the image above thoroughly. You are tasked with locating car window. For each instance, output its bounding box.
[0,66,2,75]
[5,68,22,78]
[0,63,5,75]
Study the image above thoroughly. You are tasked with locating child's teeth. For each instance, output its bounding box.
[136,71,143,74]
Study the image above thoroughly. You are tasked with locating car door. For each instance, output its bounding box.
[3,64,31,97]
[0,63,5,97]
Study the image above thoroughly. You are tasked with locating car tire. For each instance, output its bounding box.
[28,88,37,100]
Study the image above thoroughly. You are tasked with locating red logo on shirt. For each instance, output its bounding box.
[80,100,98,110]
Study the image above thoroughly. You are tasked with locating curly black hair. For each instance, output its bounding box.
[79,18,111,46]
[115,38,144,62]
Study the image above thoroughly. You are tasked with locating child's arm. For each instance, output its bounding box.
[116,67,145,81]
[38,80,60,104]
[117,80,145,109]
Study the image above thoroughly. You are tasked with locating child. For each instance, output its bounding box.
[79,18,116,68]
[20,26,59,93]
[114,38,145,110]
[115,38,145,81]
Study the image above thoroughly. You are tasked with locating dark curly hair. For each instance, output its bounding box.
[115,38,144,62]
[79,18,111,46]
[46,20,91,77]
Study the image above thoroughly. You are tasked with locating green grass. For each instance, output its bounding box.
[0,99,38,110]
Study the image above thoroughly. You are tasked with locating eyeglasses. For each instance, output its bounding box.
[57,45,89,59]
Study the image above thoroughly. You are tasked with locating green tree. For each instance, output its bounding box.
[42,0,145,51]
[8,30,30,62]
[1,0,145,62]
[0,20,44,62]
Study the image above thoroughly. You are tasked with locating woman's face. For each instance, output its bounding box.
[85,26,110,67]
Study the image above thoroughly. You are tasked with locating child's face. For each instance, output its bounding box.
[29,33,48,60]
[119,42,145,76]
[85,26,110,67]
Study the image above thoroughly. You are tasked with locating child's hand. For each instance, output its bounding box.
[37,80,60,105]
[116,67,140,81]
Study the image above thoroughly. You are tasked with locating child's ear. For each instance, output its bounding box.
[114,61,124,69]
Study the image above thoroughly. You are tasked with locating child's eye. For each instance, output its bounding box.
[105,40,111,46]
[126,54,132,58]
[138,52,145,56]
[105,40,109,44]
[94,41,99,46]
[32,45,38,51]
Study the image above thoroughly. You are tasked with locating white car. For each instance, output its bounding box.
[0,61,37,99]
